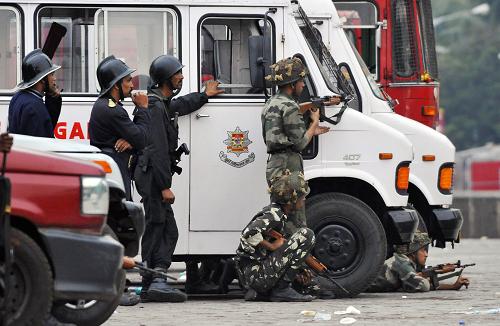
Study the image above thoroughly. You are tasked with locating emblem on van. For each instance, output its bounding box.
[219,126,255,168]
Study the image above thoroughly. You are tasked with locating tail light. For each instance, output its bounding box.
[438,164,454,194]
[396,162,411,194]
[422,106,437,117]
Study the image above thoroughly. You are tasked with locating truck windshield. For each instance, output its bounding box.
[349,38,386,101]
[417,0,439,80]
[294,5,355,99]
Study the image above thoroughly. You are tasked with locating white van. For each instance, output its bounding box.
[0,0,418,295]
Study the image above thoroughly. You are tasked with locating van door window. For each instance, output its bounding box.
[199,17,273,96]
[0,7,21,92]
[39,7,100,93]
[96,9,178,91]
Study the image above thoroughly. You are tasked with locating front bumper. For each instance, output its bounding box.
[385,208,419,244]
[430,208,463,243]
[40,229,123,301]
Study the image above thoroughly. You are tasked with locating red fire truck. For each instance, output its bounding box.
[333,0,440,128]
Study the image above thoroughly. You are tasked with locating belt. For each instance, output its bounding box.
[268,148,298,155]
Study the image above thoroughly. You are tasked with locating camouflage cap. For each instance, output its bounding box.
[269,170,310,205]
[395,231,432,255]
[265,57,308,87]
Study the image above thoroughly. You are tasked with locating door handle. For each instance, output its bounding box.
[196,113,210,119]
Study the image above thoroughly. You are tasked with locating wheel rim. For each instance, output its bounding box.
[63,299,98,310]
[313,219,364,276]
[6,261,31,322]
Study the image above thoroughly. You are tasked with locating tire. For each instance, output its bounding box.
[51,226,125,326]
[5,228,53,326]
[306,192,386,297]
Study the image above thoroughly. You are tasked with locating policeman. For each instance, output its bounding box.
[366,231,470,292]
[89,55,150,200]
[236,170,316,302]
[135,55,223,302]
[8,49,62,137]
[262,57,333,234]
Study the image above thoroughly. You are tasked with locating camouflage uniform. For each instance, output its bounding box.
[236,205,315,294]
[236,171,315,295]
[366,231,432,293]
[262,57,310,234]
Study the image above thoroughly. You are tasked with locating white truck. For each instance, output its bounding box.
[299,0,463,248]
[0,0,422,295]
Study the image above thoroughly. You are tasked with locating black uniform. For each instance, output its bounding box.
[89,97,150,200]
[135,89,208,270]
[8,90,61,137]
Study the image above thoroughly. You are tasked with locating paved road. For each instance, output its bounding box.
[105,239,500,326]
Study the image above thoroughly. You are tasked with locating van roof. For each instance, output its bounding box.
[6,0,288,7]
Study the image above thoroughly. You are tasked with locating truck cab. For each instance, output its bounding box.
[300,0,462,247]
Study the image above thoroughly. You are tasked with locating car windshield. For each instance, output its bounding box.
[294,5,355,99]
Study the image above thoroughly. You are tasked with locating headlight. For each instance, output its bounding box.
[81,176,109,215]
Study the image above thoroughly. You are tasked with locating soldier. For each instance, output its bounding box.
[8,49,62,137]
[89,55,150,200]
[366,231,470,292]
[262,57,337,234]
[134,55,223,302]
[236,170,316,302]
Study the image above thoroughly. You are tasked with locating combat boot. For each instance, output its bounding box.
[146,268,187,302]
[185,261,220,294]
[270,280,315,302]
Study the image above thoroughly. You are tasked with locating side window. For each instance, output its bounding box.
[0,7,21,91]
[199,17,273,96]
[39,7,99,93]
[391,0,418,79]
[96,9,177,90]
[38,7,178,93]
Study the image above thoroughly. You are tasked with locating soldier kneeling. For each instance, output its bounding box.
[235,170,315,302]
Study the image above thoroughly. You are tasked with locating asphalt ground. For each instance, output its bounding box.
[105,239,500,326]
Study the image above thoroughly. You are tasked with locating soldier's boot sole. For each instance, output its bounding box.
[146,289,187,303]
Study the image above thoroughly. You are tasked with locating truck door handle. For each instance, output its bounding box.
[196,113,210,119]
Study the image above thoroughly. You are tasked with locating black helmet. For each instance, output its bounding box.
[149,55,184,88]
[17,49,60,90]
[97,55,136,97]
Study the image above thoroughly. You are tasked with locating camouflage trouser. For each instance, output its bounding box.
[266,152,306,234]
[239,227,315,294]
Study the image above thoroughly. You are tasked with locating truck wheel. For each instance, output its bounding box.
[306,192,386,297]
[51,227,125,326]
[5,228,53,325]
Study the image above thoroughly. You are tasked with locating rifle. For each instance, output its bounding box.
[267,229,350,296]
[171,143,190,176]
[122,256,178,281]
[420,260,475,289]
[298,95,352,126]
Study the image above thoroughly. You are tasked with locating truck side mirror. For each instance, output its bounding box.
[248,35,271,89]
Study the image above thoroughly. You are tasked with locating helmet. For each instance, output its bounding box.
[269,170,310,205]
[149,55,184,88]
[395,231,431,255]
[265,57,308,87]
[17,49,60,90]
[97,55,136,97]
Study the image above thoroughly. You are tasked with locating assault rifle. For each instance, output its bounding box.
[298,95,352,126]
[420,260,475,289]
[122,256,177,281]
[171,143,190,176]
[267,229,351,296]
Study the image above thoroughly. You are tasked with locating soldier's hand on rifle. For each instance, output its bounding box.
[162,188,175,204]
[295,269,313,285]
[310,109,320,123]
[115,138,132,152]
[325,96,342,106]
[132,91,148,109]
[452,276,470,290]
[204,80,225,97]
[0,133,13,153]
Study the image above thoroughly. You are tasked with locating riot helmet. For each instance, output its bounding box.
[17,49,61,90]
[97,55,136,98]
[269,170,310,205]
[265,57,308,87]
[149,55,184,89]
